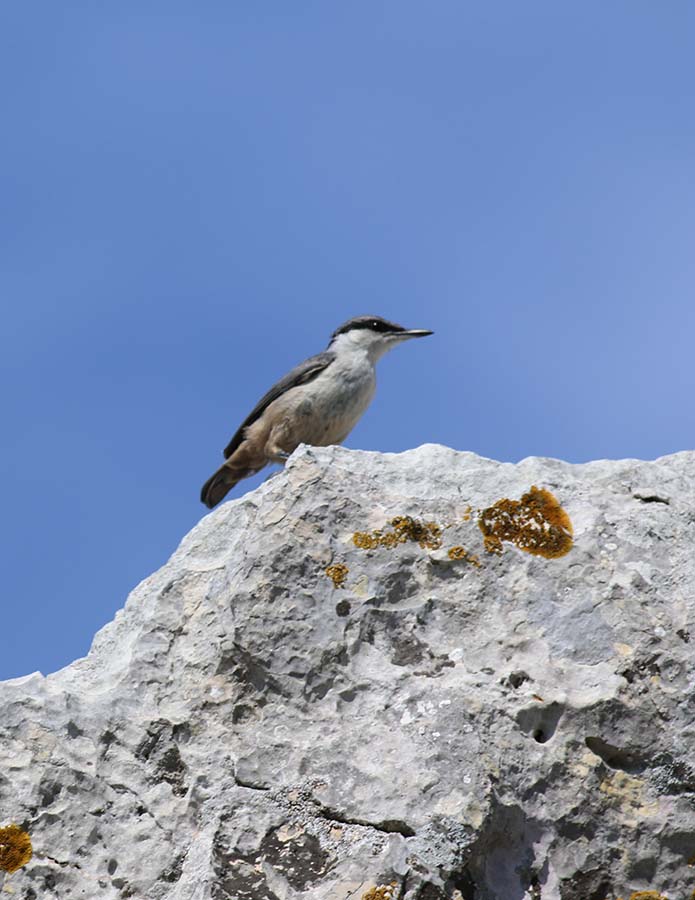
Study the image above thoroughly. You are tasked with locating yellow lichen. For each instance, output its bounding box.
[629,893,668,900]
[447,545,481,567]
[353,516,442,552]
[478,486,573,559]
[362,884,398,900]
[325,563,349,588]
[353,530,381,549]
[615,893,668,900]
[0,824,32,873]
[392,516,442,549]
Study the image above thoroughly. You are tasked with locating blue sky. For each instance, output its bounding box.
[2,2,694,680]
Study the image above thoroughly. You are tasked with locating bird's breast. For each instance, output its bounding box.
[289,359,376,445]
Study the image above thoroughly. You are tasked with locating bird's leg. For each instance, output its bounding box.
[265,421,294,465]
[265,442,292,465]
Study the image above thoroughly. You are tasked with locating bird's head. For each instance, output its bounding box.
[328,315,433,362]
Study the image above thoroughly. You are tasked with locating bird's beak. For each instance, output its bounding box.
[397,328,434,339]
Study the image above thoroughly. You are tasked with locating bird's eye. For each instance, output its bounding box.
[371,320,379,328]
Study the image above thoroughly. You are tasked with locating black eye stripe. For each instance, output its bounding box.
[331,316,406,339]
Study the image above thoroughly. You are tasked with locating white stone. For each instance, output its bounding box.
[2,444,695,899]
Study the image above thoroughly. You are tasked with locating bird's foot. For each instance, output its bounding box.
[267,449,291,464]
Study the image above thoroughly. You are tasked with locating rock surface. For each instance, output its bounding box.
[2,444,695,900]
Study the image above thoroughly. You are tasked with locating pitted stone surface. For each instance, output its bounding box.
[2,444,695,899]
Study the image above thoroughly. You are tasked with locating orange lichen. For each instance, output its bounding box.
[393,516,442,549]
[447,545,481,567]
[362,884,399,900]
[631,893,667,900]
[478,486,573,559]
[353,516,443,551]
[353,530,379,549]
[462,505,473,522]
[325,563,349,588]
[0,824,32,873]
[615,893,668,900]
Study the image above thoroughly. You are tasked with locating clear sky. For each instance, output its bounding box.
[2,2,694,680]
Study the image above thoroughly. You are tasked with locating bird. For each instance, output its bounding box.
[200,315,433,508]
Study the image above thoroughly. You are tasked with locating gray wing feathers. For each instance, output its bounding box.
[223,351,336,459]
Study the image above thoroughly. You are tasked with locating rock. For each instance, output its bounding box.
[1,443,695,900]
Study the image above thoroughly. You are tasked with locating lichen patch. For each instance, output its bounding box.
[478,486,573,559]
[615,892,668,900]
[362,884,399,900]
[598,770,659,827]
[0,824,32,873]
[325,563,349,588]
[447,545,481,567]
[353,516,442,551]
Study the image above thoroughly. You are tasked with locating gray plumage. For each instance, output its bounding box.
[201,315,432,508]
[222,351,335,459]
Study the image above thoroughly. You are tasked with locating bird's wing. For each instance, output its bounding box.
[222,351,336,459]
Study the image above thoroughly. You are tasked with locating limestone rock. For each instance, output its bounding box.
[2,444,695,899]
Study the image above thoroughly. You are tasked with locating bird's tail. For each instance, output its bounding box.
[200,462,241,509]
